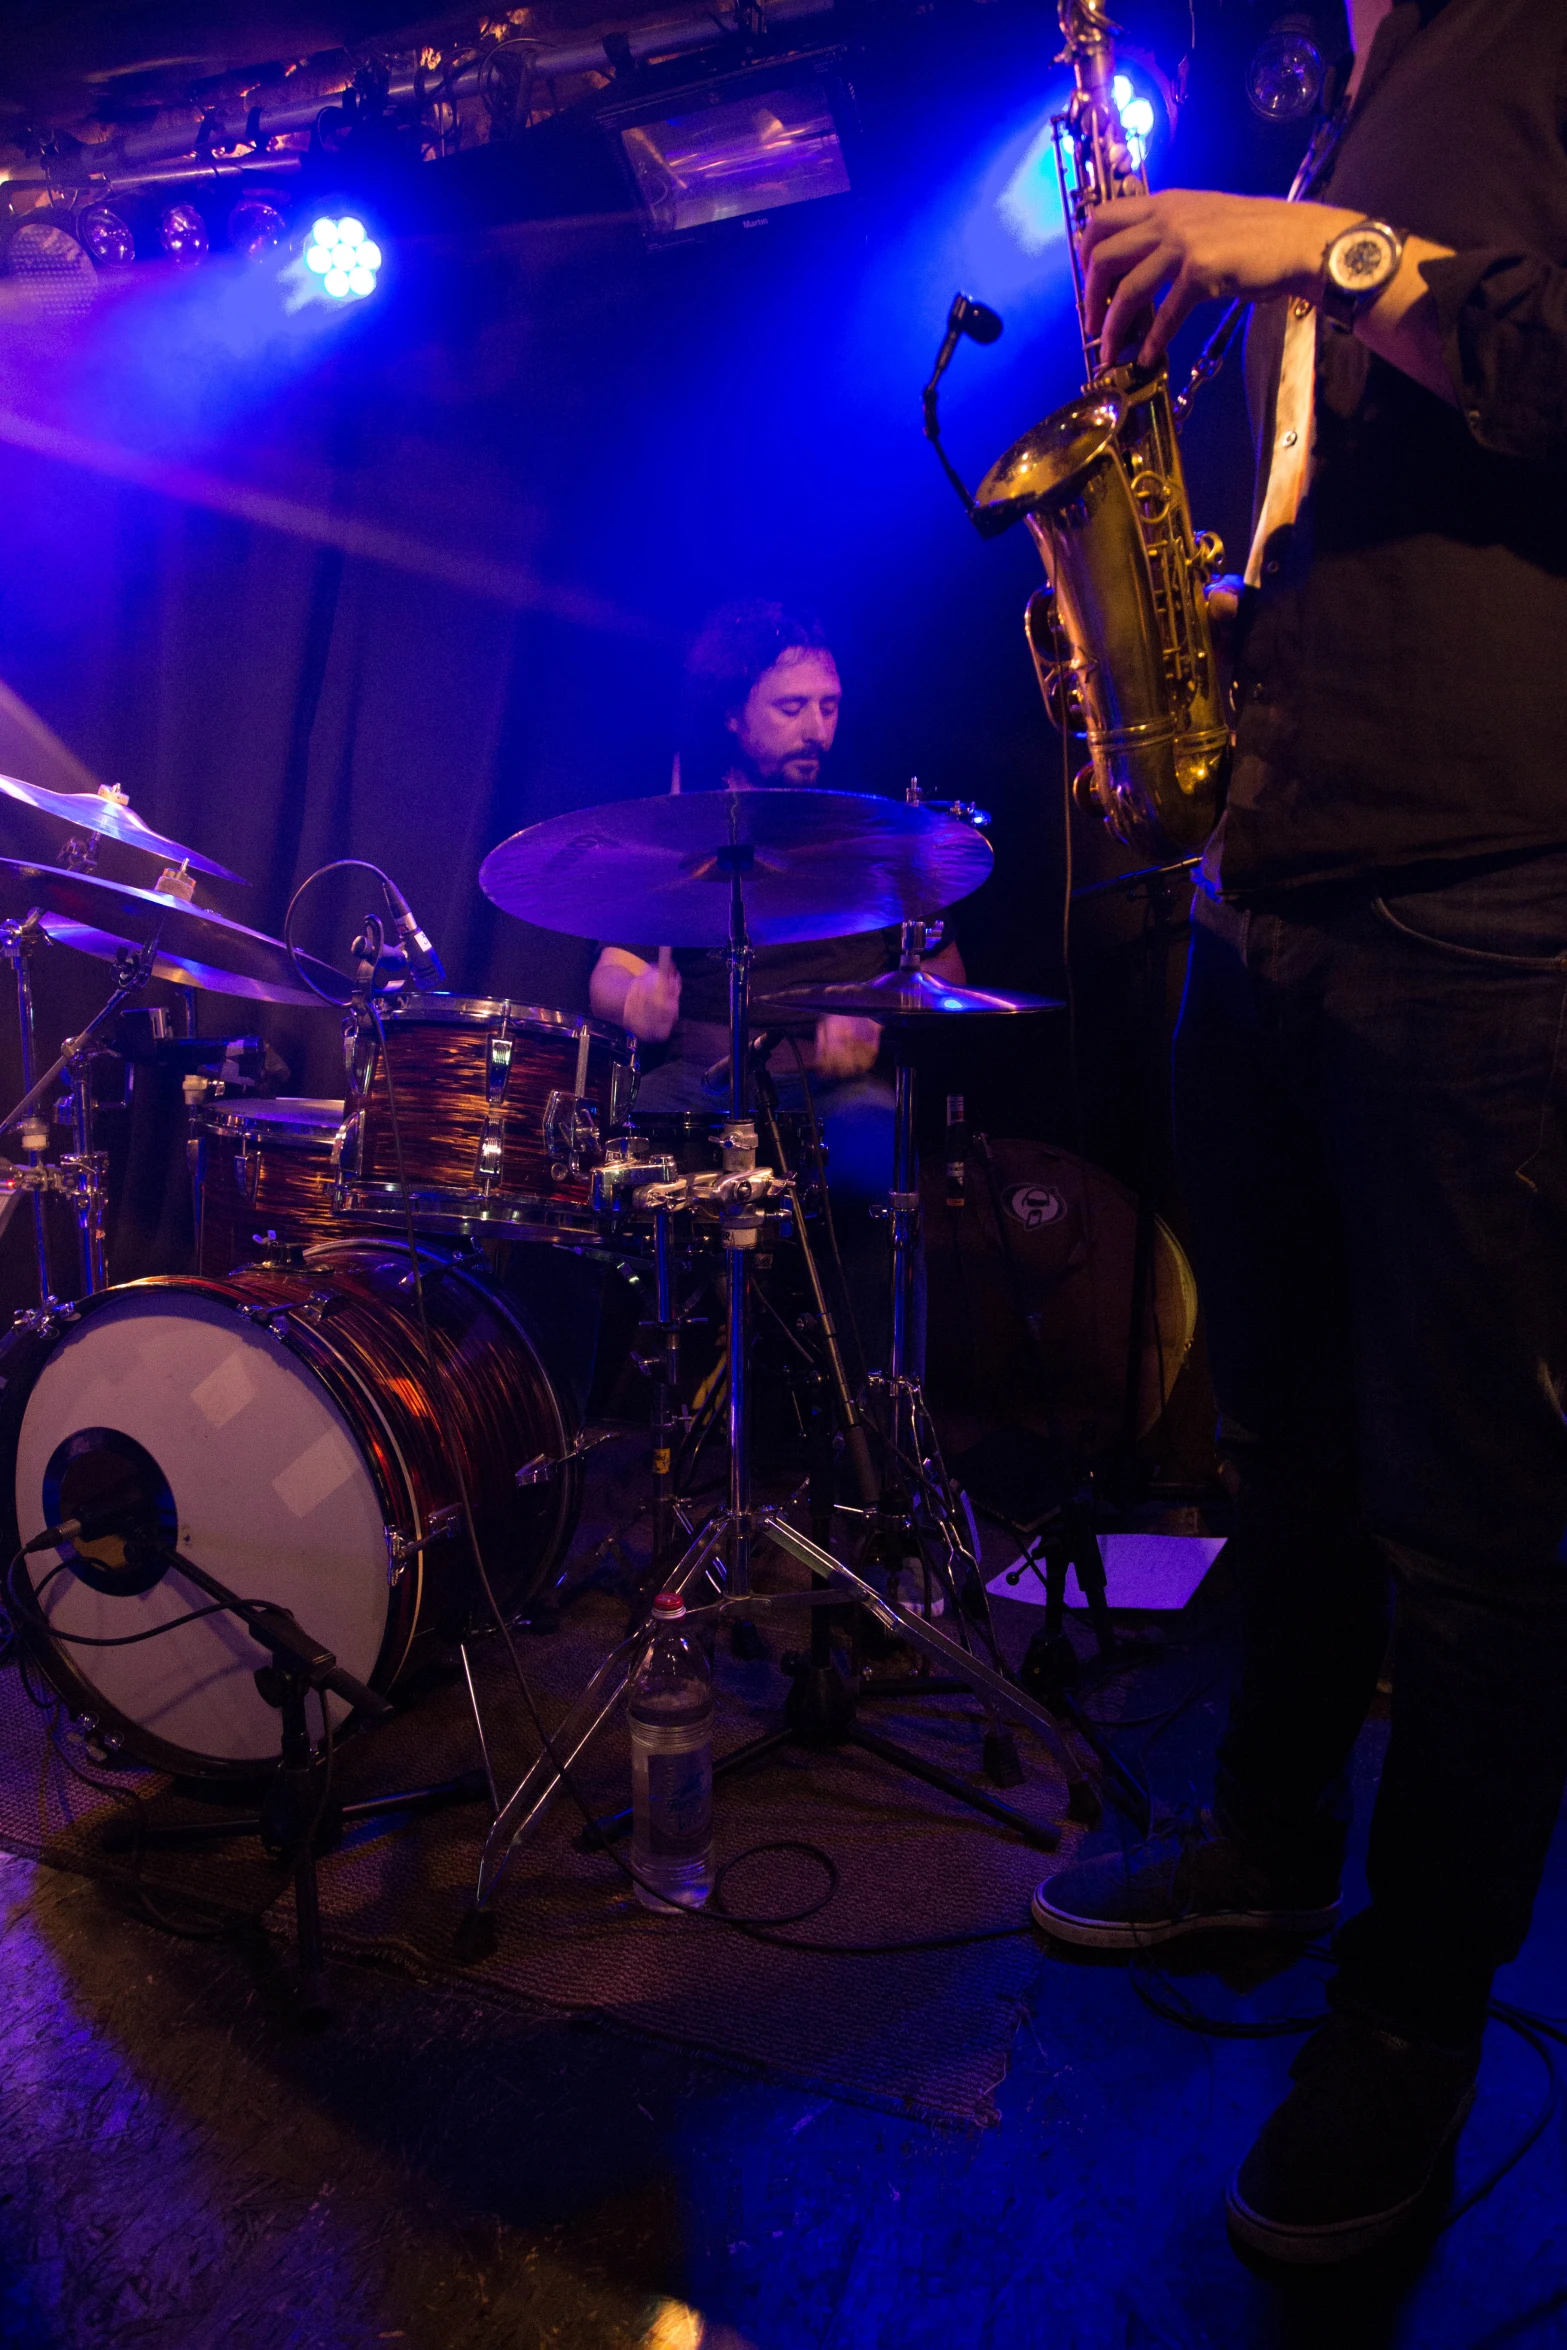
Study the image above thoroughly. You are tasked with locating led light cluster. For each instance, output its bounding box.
[1112,73,1157,163]
[303,216,381,300]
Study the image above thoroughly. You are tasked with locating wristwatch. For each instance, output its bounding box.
[1320,217,1405,332]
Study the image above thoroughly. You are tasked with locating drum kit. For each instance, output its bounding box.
[0,765,1144,1992]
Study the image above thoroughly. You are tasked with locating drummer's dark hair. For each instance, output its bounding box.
[678,600,835,791]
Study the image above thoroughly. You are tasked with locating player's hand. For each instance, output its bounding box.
[1082,192,1347,369]
[814,1014,880,1078]
[622,946,681,1042]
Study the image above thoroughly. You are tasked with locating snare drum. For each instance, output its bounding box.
[3,1237,580,1777]
[189,1096,359,1275]
[338,995,638,1239]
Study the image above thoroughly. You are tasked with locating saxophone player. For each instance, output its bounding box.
[1028,0,1567,2267]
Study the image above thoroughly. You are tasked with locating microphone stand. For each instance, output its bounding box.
[93,1550,488,2018]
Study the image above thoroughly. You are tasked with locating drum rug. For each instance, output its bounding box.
[0,1454,1096,2130]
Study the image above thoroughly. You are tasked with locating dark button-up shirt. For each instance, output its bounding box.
[1221,0,1567,895]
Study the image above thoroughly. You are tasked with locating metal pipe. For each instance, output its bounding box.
[0,0,840,197]
[2,917,52,1306]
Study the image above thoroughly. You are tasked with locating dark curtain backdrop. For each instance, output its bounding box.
[0,1,1288,1310]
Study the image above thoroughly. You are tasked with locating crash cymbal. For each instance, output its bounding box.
[0,773,247,884]
[0,860,346,1007]
[478,788,993,948]
[757,967,1062,1021]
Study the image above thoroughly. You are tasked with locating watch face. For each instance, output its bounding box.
[1329,224,1397,294]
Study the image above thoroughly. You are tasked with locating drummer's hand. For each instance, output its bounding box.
[623,947,682,1042]
[814,1015,880,1078]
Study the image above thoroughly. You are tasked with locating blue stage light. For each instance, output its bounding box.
[301,215,382,300]
[1112,74,1158,167]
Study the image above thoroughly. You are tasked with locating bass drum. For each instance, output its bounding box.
[2,1238,580,1778]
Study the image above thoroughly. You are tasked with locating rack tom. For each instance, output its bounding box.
[189,1095,358,1275]
[337,995,637,1240]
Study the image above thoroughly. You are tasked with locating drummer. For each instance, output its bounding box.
[590,600,965,1366]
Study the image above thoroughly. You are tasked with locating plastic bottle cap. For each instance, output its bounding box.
[650,1592,686,1620]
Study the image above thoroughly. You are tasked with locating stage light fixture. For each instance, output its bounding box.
[2,217,99,316]
[77,203,136,266]
[1246,23,1325,122]
[1111,72,1158,166]
[228,198,286,260]
[604,65,853,242]
[303,215,382,299]
[159,202,208,264]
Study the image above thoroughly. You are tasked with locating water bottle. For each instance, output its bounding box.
[628,1591,713,1912]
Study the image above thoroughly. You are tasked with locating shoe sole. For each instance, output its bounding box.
[1223,2084,1477,2267]
[1029,1884,1340,1950]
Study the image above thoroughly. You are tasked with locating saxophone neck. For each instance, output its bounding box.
[1056,0,1149,375]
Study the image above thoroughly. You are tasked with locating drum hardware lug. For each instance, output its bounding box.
[385,1503,462,1584]
[293,1289,343,1327]
[331,1110,361,1180]
[542,1091,601,1181]
[476,1119,506,1183]
[486,1032,515,1104]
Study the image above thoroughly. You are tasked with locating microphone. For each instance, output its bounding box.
[23,1507,151,1556]
[380,879,446,990]
[929,291,1004,386]
[952,292,1003,345]
[945,1091,967,1212]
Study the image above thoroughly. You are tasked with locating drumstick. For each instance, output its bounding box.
[657,945,675,985]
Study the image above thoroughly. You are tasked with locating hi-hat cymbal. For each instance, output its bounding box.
[757,968,1063,1022]
[0,773,246,884]
[0,860,346,1006]
[478,788,993,948]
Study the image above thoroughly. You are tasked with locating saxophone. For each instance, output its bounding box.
[974,0,1229,858]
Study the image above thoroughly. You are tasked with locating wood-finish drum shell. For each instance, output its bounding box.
[337,996,638,1240]
[188,1095,358,1274]
[2,1238,580,1778]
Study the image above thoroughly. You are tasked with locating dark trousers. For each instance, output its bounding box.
[1174,851,1567,2042]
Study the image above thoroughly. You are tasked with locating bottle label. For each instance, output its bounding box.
[644,1746,712,1858]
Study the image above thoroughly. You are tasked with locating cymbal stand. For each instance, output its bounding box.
[0,935,158,1312]
[1,910,56,1310]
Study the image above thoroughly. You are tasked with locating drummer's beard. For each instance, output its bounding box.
[734,741,827,789]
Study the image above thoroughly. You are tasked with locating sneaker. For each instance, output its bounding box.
[1029,1810,1340,1950]
[1226,2012,1479,2265]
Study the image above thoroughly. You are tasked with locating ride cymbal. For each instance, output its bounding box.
[478,788,993,948]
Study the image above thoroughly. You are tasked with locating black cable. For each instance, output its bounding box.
[713,1840,838,1926]
[281,857,404,1008]
[1125,1929,1561,2228]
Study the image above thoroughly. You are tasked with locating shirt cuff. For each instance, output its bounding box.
[1419,248,1567,464]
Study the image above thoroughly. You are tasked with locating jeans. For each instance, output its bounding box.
[631,1054,910,1376]
[1174,851,1567,2041]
